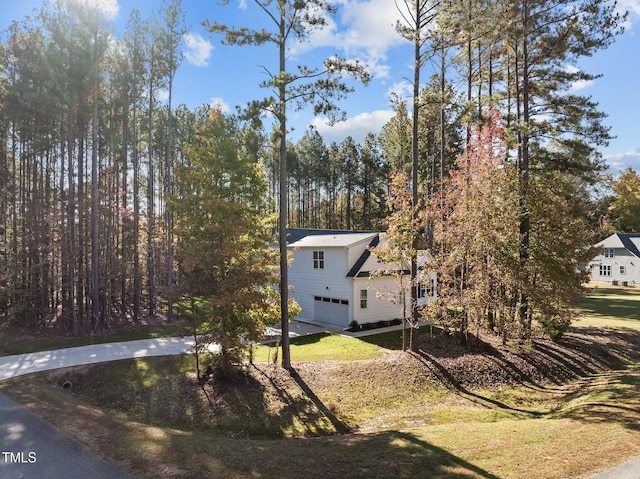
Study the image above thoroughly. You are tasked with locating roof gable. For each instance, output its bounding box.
[596,233,640,259]
[346,235,380,277]
[618,234,640,259]
[346,233,432,278]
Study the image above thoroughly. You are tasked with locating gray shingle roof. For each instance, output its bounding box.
[618,233,640,259]
[285,228,376,244]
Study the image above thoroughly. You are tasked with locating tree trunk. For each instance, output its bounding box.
[278,11,291,370]
[91,31,101,332]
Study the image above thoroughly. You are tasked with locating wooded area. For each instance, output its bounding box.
[0,0,629,344]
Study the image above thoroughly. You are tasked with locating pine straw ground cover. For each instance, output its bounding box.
[1,325,639,479]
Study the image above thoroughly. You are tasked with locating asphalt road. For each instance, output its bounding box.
[0,328,321,479]
[0,391,134,479]
[585,456,640,479]
[0,336,214,479]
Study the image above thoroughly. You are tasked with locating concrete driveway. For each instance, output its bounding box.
[0,336,209,478]
[0,337,209,381]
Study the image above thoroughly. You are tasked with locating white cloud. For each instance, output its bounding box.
[311,109,395,144]
[605,149,640,173]
[184,33,214,68]
[619,0,640,29]
[156,89,169,103]
[618,0,640,21]
[338,0,417,80]
[571,79,594,91]
[565,65,594,91]
[209,97,231,113]
[337,0,405,52]
[289,0,405,80]
[387,80,413,102]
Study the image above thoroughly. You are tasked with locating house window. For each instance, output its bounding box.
[604,248,615,258]
[417,282,433,298]
[599,265,611,277]
[620,265,626,275]
[314,296,348,305]
[360,289,368,309]
[313,251,324,269]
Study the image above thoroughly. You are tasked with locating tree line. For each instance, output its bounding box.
[385,0,625,344]
[0,0,627,354]
[0,0,384,334]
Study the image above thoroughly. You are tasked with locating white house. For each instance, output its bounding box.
[587,233,640,286]
[286,229,436,329]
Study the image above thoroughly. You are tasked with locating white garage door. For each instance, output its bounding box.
[313,296,349,327]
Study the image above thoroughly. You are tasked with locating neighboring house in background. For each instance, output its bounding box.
[587,233,640,286]
[287,229,437,329]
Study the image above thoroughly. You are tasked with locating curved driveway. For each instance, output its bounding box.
[1,326,639,478]
[0,337,200,381]
[0,324,323,479]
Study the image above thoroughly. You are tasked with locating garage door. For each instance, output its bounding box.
[313,296,349,327]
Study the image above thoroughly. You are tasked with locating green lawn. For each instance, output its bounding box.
[252,325,439,362]
[573,287,640,330]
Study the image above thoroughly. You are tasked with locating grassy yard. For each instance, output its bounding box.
[573,286,640,330]
[252,327,414,362]
[3,347,638,479]
[0,289,639,478]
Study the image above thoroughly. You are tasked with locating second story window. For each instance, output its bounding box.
[313,251,324,269]
[604,248,615,258]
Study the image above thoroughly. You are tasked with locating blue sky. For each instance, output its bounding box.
[2,0,639,173]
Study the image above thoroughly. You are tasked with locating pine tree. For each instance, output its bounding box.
[205,0,369,369]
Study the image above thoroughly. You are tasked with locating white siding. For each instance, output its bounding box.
[352,276,405,324]
[288,247,353,327]
[588,234,640,286]
[589,248,640,285]
[287,232,437,327]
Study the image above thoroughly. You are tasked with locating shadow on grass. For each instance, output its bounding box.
[290,332,332,347]
[358,324,441,351]
[161,426,502,479]
[246,363,353,437]
[549,364,640,431]
[411,350,544,418]
[574,288,640,323]
[262,332,334,348]
[405,327,640,431]
[289,367,352,434]
[555,400,640,431]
